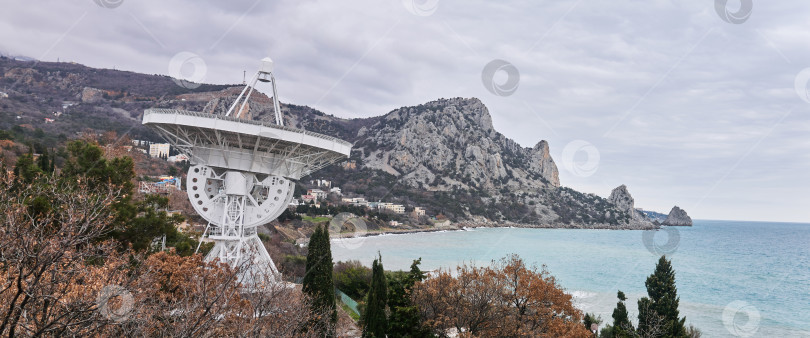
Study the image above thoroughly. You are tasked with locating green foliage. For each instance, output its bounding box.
[584,313,602,335]
[599,325,615,338]
[302,225,337,336]
[334,260,372,301]
[387,258,430,338]
[362,254,388,338]
[35,148,54,173]
[637,256,687,338]
[0,129,13,140]
[611,291,633,338]
[21,140,195,255]
[61,140,134,192]
[13,148,41,184]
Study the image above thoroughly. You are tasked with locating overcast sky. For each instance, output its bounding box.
[2,0,809,223]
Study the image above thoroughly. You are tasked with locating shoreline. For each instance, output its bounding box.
[327,221,660,239]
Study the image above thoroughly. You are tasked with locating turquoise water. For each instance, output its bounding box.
[331,220,810,337]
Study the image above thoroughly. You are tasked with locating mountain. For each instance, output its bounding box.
[0,57,663,229]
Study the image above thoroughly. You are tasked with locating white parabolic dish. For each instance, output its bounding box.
[142,108,351,179]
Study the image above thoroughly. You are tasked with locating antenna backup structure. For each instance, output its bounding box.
[142,58,351,286]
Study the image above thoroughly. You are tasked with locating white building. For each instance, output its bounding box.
[307,189,327,201]
[413,207,426,217]
[329,187,342,195]
[378,203,405,214]
[342,197,368,207]
[149,143,170,158]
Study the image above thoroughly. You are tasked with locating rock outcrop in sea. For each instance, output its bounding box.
[662,206,693,226]
[608,185,655,229]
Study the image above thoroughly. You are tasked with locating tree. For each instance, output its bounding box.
[35,148,53,174]
[611,291,634,338]
[637,256,687,338]
[584,313,602,336]
[413,254,592,337]
[302,224,337,336]
[59,140,191,253]
[0,168,332,337]
[362,254,388,338]
[387,258,430,338]
[12,148,41,184]
[333,260,372,301]
[0,170,124,336]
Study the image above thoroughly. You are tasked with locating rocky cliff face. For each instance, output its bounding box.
[352,98,560,191]
[662,206,693,226]
[608,185,655,228]
[179,92,647,227]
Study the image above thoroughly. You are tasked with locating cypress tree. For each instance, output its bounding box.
[13,148,41,184]
[388,258,429,338]
[35,148,53,174]
[303,225,337,336]
[363,254,388,338]
[611,291,633,337]
[637,256,687,337]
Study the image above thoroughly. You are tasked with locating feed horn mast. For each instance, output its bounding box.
[143,58,351,287]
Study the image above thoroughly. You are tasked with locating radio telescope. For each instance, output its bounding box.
[142,57,351,286]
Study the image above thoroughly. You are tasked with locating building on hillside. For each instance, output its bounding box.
[149,143,170,158]
[307,189,327,201]
[301,194,316,204]
[389,220,400,227]
[378,203,405,214]
[329,187,342,195]
[310,179,331,188]
[390,204,405,214]
[343,197,368,207]
[138,176,181,194]
[44,118,54,123]
[413,207,426,217]
[289,198,300,207]
[0,92,8,98]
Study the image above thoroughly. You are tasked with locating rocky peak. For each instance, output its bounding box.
[662,206,693,226]
[356,97,559,192]
[608,185,634,212]
[530,140,559,187]
[608,184,654,228]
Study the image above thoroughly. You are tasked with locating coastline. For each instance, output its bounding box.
[327,221,660,239]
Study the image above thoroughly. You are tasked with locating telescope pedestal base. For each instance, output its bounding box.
[205,234,281,288]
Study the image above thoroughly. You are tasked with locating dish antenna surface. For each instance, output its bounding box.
[142,58,351,287]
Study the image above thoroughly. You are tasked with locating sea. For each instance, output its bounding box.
[331,220,810,337]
